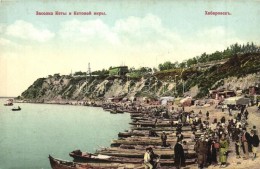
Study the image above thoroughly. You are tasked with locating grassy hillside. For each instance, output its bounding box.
[20,47,260,101]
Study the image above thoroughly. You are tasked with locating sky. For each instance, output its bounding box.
[0,0,259,97]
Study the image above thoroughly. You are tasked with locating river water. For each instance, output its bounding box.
[0,98,131,169]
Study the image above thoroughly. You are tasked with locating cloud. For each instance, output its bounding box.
[58,14,181,48]
[56,14,248,64]
[6,20,55,42]
[59,19,119,44]
[186,26,245,55]
[0,24,4,33]
[0,38,12,46]
[113,14,180,45]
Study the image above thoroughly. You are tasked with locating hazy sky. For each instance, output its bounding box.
[0,0,259,97]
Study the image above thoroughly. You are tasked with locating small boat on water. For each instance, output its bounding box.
[110,110,117,114]
[49,155,145,169]
[12,106,21,111]
[4,99,13,106]
[107,109,124,114]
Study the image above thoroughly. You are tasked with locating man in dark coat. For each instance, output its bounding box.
[174,139,185,169]
[161,131,167,147]
[206,111,209,120]
[195,137,208,169]
[244,109,249,120]
[250,130,260,160]
[177,132,184,142]
[241,127,251,159]
[237,112,242,121]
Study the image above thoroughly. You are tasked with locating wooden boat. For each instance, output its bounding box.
[130,126,198,131]
[130,113,145,118]
[49,155,96,169]
[97,147,196,159]
[115,109,124,114]
[111,137,194,147]
[4,103,13,106]
[69,150,143,163]
[4,99,13,106]
[12,107,21,111]
[124,110,141,114]
[69,150,196,166]
[129,121,193,127]
[110,110,117,114]
[103,107,124,114]
[49,155,145,169]
[118,130,201,138]
[118,131,146,138]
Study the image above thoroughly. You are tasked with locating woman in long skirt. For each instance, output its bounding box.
[219,134,229,168]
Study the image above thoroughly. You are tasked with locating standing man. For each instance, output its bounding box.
[161,131,167,147]
[250,130,260,160]
[244,109,249,120]
[228,107,232,116]
[174,139,185,169]
[195,137,208,169]
[144,148,153,169]
[177,132,184,142]
[241,128,251,160]
[206,111,209,120]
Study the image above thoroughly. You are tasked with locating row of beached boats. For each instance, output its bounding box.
[49,107,202,169]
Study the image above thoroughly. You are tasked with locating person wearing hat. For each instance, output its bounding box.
[174,138,185,169]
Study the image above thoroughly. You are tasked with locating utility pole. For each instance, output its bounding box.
[154,76,158,96]
[87,63,92,77]
[181,68,185,97]
[127,76,130,93]
[175,75,178,95]
[182,80,185,96]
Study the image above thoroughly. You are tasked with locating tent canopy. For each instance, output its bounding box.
[223,96,250,105]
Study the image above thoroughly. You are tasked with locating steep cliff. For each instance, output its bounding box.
[20,74,177,103]
[20,53,260,102]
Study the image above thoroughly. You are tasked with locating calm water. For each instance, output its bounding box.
[0,98,131,169]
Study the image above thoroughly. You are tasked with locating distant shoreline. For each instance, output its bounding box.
[13,99,103,107]
[0,96,16,99]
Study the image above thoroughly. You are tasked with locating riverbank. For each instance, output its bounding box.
[11,97,260,169]
[184,104,260,169]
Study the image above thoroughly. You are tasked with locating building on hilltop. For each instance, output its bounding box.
[209,89,236,99]
[109,66,129,76]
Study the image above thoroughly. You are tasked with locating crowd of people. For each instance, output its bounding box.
[142,104,260,169]
[102,99,260,169]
